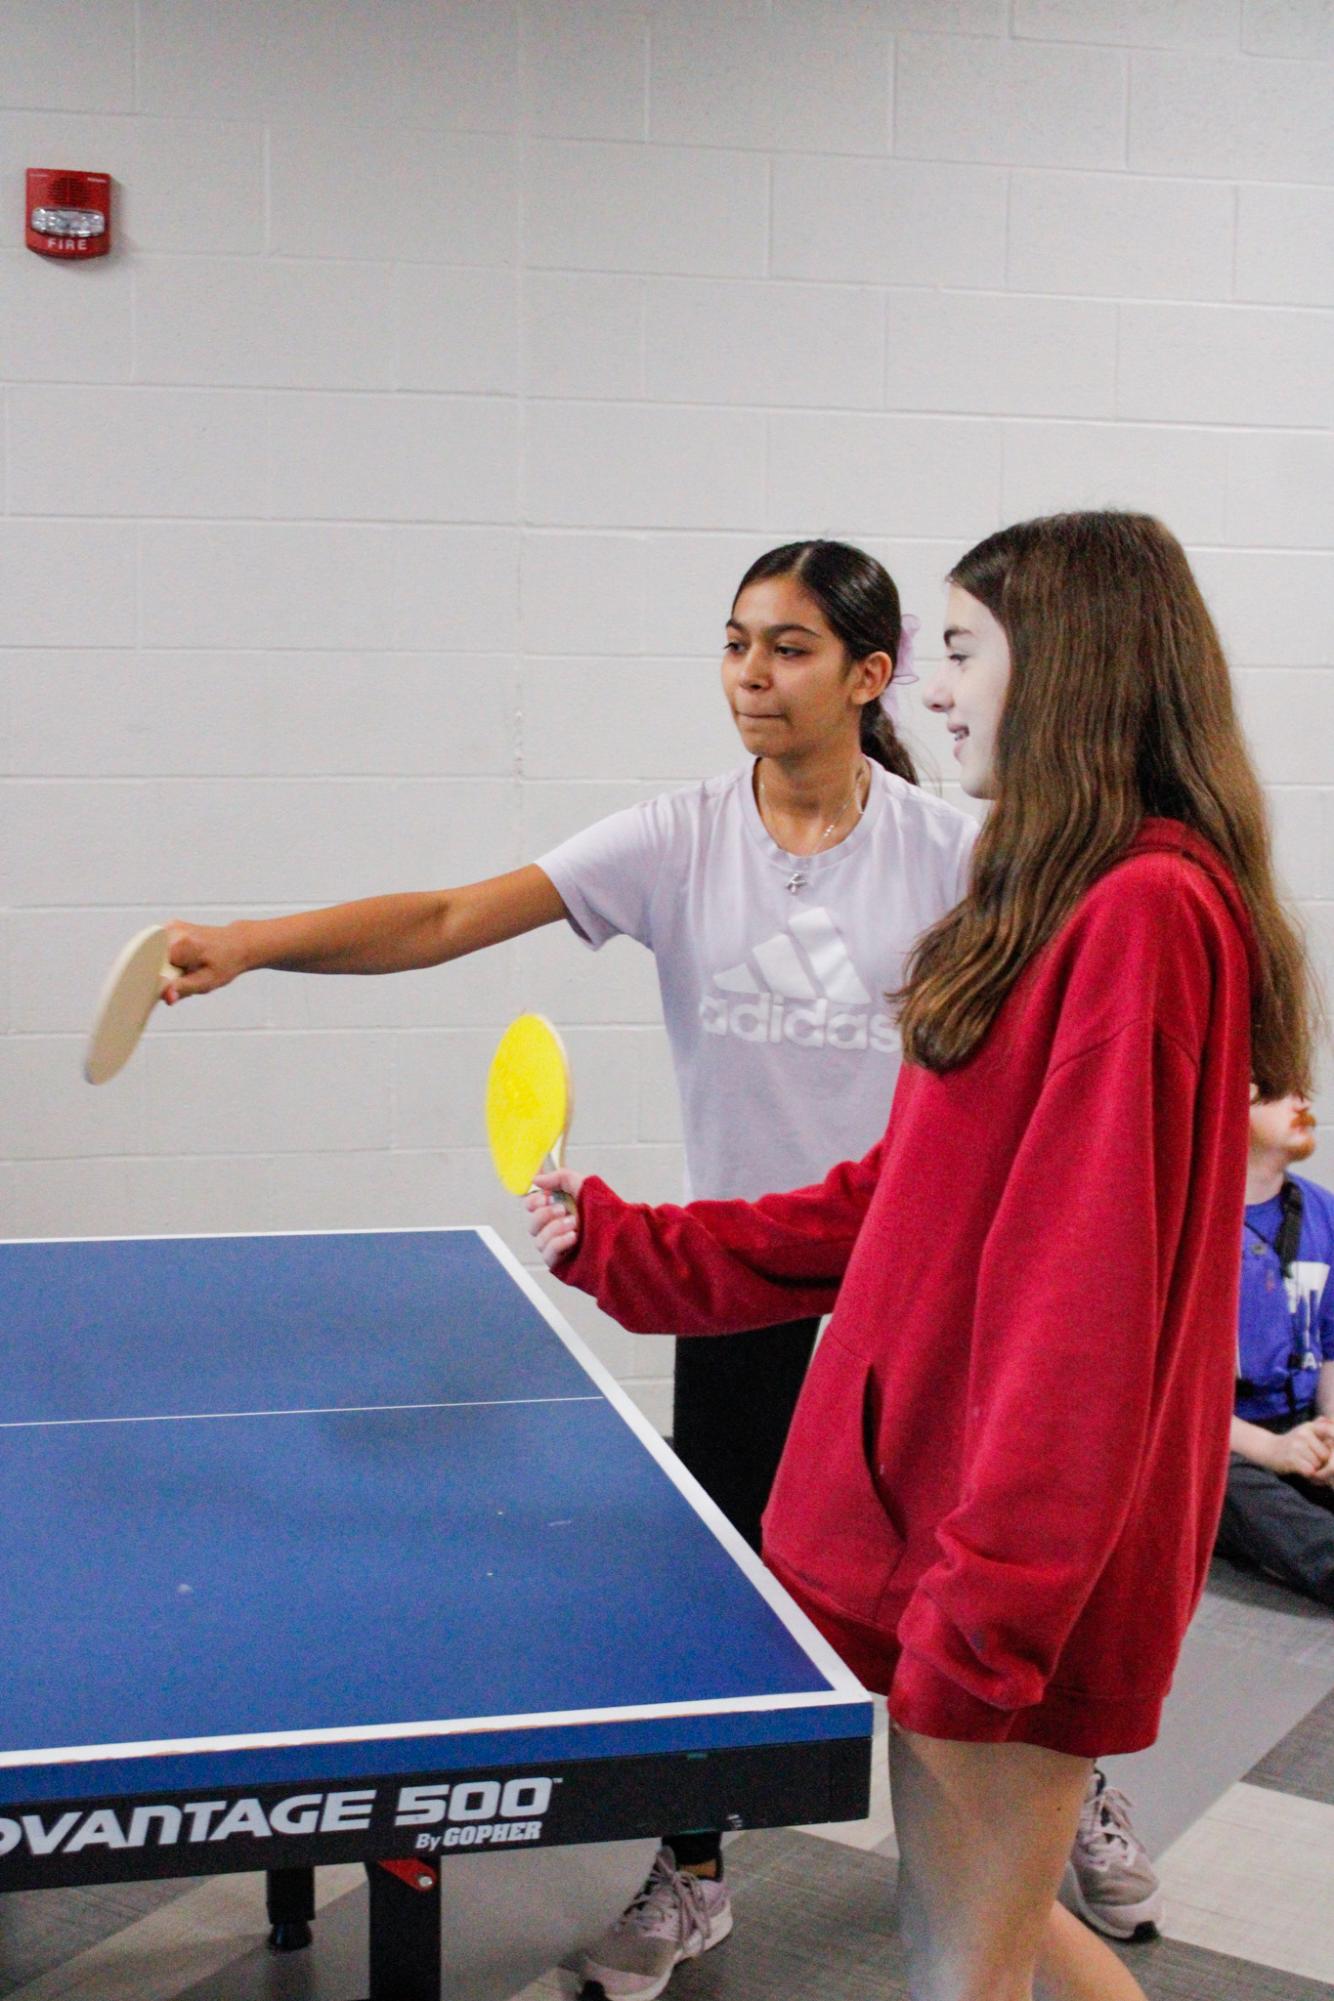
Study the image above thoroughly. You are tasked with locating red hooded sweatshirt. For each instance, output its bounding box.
[554,822,1256,1754]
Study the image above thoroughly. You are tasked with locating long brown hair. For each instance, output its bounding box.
[734,541,918,784]
[897,512,1317,1093]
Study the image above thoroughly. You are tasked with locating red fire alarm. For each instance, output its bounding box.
[26,169,112,259]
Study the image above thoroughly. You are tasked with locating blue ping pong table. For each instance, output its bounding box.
[0,1227,872,1999]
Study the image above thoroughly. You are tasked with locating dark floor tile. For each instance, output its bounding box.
[1247,1684,1334,1807]
[1125,1934,1334,2000]
[1202,1560,1334,1669]
[0,1877,199,1994]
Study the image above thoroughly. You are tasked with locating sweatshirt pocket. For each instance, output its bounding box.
[764,1333,905,1628]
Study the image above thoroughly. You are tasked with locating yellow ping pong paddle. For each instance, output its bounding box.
[486,1013,575,1212]
[84,925,179,1085]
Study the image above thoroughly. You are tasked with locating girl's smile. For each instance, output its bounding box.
[922,584,1012,801]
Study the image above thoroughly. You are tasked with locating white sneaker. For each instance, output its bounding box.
[578,1847,733,2000]
[1060,1767,1163,1943]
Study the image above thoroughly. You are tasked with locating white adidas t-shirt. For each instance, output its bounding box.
[538,761,978,1201]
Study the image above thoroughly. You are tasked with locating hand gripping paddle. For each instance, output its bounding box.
[486,1013,575,1212]
[84,925,179,1085]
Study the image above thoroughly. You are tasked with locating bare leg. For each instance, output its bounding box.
[1035,1903,1148,2001]
[890,1727,1147,2001]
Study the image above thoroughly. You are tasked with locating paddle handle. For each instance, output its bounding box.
[538,1149,577,1217]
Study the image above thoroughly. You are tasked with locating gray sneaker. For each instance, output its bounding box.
[1060,1767,1163,1943]
[579,1846,733,1999]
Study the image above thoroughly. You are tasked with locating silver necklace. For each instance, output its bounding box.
[758,757,869,894]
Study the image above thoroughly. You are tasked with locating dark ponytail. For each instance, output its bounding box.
[732,541,918,785]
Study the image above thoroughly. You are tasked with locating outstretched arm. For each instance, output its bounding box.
[527,1143,884,1336]
[163,865,566,997]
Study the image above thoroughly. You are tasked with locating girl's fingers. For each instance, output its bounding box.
[525,1194,580,1266]
[537,1221,579,1268]
[534,1166,584,1205]
[524,1177,582,1267]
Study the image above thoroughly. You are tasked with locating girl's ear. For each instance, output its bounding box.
[853,650,893,705]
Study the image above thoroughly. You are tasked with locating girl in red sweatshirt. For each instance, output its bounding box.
[528,513,1316,2001]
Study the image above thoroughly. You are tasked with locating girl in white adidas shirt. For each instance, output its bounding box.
[164,540,976,1994]
[166,538,974,1536]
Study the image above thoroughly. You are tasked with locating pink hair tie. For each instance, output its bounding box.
[880,612,920,729]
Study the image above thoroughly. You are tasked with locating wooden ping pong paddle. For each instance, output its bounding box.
[486,1013,576,1211]
[84,925,180,1085]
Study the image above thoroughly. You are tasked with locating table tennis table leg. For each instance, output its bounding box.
[367,1859,441,2001]
[266,1865,315,1952]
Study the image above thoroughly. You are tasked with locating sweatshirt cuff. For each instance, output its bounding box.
[549,1175,619,1293]
[889,1645,1017,1742]
[890,1591,1043,1742]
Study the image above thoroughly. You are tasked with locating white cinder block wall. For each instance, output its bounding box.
[2,0,1332,1427]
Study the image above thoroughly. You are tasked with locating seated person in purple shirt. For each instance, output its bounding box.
[1215,1089,1334,1607]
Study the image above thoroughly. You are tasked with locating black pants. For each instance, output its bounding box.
[671,1317,822,1555]
[664,1317,821,1874]
[1215,1411,1334,1608]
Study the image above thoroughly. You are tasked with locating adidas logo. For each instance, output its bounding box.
[699,907,901,1054]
